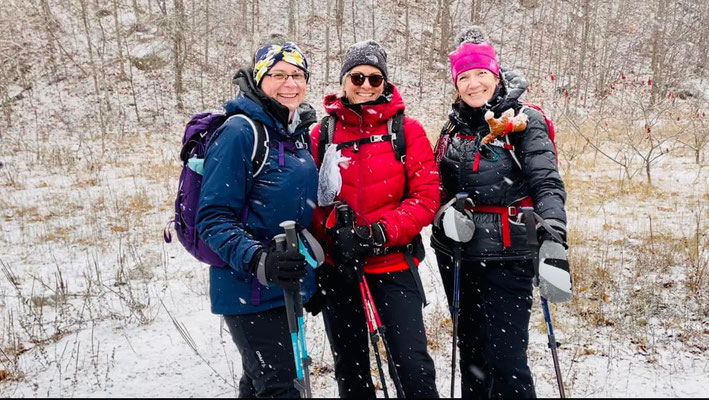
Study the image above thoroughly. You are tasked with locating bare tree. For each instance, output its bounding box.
[79,0,108,144]
[438,0,451,63]
[200,0,210,109]
[39,0,59,79]
[350,0,356,43]
[174,0,186,110]
[673,105,709,164]
[288,0,296,38]
[324,0,331,83]
[470,0,482,24]
[112,0,126,79]
[574,0,592,108]
[650,0,667,105]
[132,0,141,25]
[370,0,376,40]
[404,0,410,60]
[335,0,344,54]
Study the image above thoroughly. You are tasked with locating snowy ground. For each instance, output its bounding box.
[1,145,707,397]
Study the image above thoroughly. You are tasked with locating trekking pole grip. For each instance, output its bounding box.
[274,234,287,252]
[280,221,298,255]
[454,192,469,212]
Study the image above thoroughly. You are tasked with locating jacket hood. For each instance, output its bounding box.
[323,82,406,127]
[225,67,316,138]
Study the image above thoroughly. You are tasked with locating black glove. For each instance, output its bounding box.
[250,244,307,291]
[537,223,567,246]
[304,264,335,316]
[331,222,387,264]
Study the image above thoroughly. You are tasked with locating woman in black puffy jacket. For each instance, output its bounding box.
[432,26,569,399]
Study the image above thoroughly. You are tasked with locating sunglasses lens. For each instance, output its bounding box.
[350,73,366,86]
[368,75,384,87]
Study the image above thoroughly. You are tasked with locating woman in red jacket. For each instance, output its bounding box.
[309,40,441,398]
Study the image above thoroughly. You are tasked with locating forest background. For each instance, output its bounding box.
[0,0,707,397]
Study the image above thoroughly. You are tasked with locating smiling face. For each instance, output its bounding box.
[259,60,307,117]
[343,65,385,104]
[455,68,500,108]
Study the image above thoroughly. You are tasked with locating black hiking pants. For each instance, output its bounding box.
[319,266,439,398]
[436,252,537,399]
[223,307,300,398]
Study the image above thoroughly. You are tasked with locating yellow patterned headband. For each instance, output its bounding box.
[253,42,309,85]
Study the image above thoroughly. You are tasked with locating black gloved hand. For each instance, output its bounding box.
[250,244,307,291]
[304,265,332,316]
[537,223,567,246]
[331,222,387,264]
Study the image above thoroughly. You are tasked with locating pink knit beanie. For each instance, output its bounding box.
[448,26,500,84]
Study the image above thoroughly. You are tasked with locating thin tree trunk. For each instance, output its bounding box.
[650,0,667,105]
[350,0,356,43]
[288,0,296,38]
[325,0,331,83]
[404,0,410,61]
[335,0,343,54]
[575,0,591,109]
[427,0,441,69]
[370,0,376,41]
[0,60,11,128]
[200,0,210,110]
[79,0,108,146]
[40,0,58,79]
[438,0,451,62]
[470,0,481,24]
[697,2,709,74]
[112,0,126,79]
[174,0,186,111]
[132,0,141,25]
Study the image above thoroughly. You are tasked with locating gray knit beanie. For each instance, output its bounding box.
[339,40,388,83]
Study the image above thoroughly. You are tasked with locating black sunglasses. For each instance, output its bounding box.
[347,72,385,88]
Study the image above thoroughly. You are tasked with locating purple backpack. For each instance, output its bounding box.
[164,112,269,267]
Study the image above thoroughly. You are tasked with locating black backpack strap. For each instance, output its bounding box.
[299,130,311,152]
[370,234,428,307]
[388,110,406,164]
[318,115,334,163]
[319,112,404,163]
[336,134,395,153]
[232,114,269,177]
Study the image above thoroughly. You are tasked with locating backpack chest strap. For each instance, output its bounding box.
[266,138,308,166]
[336,134,394,153]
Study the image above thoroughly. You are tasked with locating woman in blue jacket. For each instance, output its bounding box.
[196,34,319,398]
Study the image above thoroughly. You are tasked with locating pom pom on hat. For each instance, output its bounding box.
[449,26,500,84]
[454,26,489,47]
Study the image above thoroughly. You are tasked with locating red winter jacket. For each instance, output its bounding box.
[310,83,440,274]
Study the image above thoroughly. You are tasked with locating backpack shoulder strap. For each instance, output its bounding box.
[317,115,336,163]
[388,110,406,164]
[507,104,557,170]
[232,114,269,177]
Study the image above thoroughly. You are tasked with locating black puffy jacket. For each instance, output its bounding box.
[431,71,567,261]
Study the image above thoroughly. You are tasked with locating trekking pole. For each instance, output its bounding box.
[449,192,470,398]
[361,275,405,398]
[541,296,565,398]
[335,203,404,398]
[357,274,391,398]
[520,207,566,398]
[277,221,312,398]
